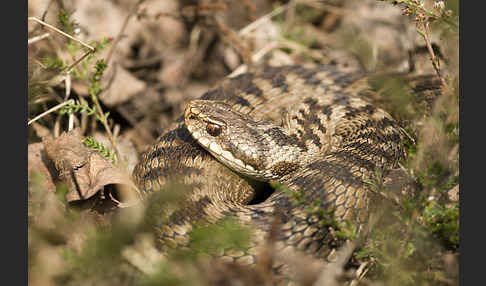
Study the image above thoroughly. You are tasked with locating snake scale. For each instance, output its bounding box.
[132,65,409,268]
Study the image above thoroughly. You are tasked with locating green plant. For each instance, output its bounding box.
[83,136,117,163]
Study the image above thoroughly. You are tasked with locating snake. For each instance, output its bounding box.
[132,65,419,268]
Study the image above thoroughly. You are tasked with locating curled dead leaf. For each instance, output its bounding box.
[42,128,140,204]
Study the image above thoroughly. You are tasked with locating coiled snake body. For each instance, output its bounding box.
[132,65,406,266]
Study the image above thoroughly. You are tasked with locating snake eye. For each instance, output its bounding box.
[206,123,222,136]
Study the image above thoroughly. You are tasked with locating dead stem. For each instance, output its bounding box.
[90,93,122,164]
[214,16,253,66]
[28,16,96,83]
[239,4,289,36]
[105,0,146,65]
[28,17,94,51]
[28,99,75,126]
[28,33,51,45]
[420,21,451,94]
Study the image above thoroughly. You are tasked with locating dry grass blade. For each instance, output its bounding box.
[227,4,290,77]
[28,17,95,51]
[239,4,289,36]
[28,99,74,126]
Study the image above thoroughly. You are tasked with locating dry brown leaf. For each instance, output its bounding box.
[99,63,147,106]
[42,128,140,203]
[448,184,459,204]
[28,142,57,194]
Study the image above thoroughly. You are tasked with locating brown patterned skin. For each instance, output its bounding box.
[132,65,408,267]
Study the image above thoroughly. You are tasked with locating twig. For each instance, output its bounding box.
[96,0,145,162]
[28,17,96,80]
[79,97,89,135]
[105,0,146,64]
[108,190,141,208]
[419,21,451,93]
[239,4,289,36]
[28,33,51,45]
[225,3,291,77]
[28,99,75,126]
[386,0,454,94]
[243,0,257,21]
[41,0,55,23]
[64,51,93,74]
[28,16,124,160]
[28,17,94,52]
[214,16,252,66]
[228,41,279,77]
[65,74,75,131]
[90,92,122,164]
[278,37,327,61]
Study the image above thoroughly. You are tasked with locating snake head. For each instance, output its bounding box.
[184,100,303,181]
[184,99,266,178]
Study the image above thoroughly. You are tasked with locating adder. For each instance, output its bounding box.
[132,64,434,267]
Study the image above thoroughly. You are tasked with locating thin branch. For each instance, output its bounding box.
[225,4,294,77]
[239,4,289,36]
[28,17,96,82]
[95,0,146,163]
[28,33,51,45]
[28,99,74,126]
[28,17,94,52]
[214,16,252,66]
[64,50,92,74]
[90,91,122,164]
[105,0,146,64]
[65,74,75,131]
[420,22,451,93]
[228,41,279,77]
